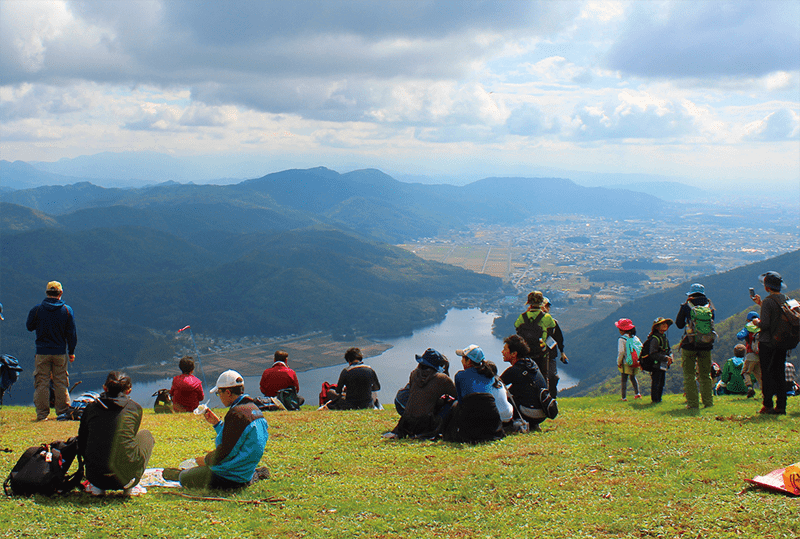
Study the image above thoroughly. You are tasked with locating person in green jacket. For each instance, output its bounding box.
[715,344,751,395]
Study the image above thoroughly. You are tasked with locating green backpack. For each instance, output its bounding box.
[685,300,716,346]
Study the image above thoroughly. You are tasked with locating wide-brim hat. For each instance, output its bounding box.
[456,344,485,364]
[746,311,760,321]
[210,369,244,394]
[615,318,635,331]
[651,317,673,331]
[759,271,786,291]
[415,348,446,372]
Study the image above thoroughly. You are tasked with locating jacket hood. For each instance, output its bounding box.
[745,321,759,333]
[41,297,65,312]
[411,365,440,388]
[731,357,744,367]
[97,393,131,410]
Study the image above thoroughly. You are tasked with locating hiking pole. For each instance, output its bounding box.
[178,325,208,390]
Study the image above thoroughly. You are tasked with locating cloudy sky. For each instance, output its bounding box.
[1,0,798,188]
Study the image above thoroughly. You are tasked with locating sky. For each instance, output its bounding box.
[1,0,799,188]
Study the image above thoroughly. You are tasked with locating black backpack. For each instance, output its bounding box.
[516,311,547,360]
[638,335,656,372]
[0,354,23,406]
[4,437,84,496]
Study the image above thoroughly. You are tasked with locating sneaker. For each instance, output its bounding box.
[767,408,786,415]
[746,388,756,399]
[621,398,627,402]
[85,482,105,496]
[634,394,642,400]
[381,431,398,439]
[123,484,147,496]
[758,406,773,414]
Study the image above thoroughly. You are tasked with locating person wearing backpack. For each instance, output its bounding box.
[736,311,761,399]
[675,283,715,410]
[643,317,673,403]
[615,318,642,401]
[751,271,793,415]
[78,371,154,496]
[541,297,568,398]
[515,291,556,379]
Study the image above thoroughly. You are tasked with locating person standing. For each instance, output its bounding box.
[646,317,673,403]
[541,297,568,397]
[675,283,715,409]
[515,291,556,382]
[615,318,642,401]
[26,281,77,421]
[751,271,791,415]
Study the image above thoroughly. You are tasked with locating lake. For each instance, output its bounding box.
[127,308,578,409]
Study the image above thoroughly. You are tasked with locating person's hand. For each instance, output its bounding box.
[196,455,206,467]
[752,294,762,306]
[560,353,569,364]
[203,408,220,426]
[68,354,75,362]
[667,356,674,367]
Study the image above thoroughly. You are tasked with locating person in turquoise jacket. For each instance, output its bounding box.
[179,370,269,489]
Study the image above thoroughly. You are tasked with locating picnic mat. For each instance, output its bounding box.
[139,468,182,488]
[745,464,800,496]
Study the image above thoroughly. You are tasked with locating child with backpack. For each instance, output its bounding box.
[615,318,642,401]
[736,311,760,398]
[642,317,673,403]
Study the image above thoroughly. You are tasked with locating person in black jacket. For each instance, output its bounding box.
[78,371,154,496]
[750,271,791,415]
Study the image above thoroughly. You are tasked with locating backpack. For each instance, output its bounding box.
[319,382,337,406]
[3,437,84,496]
[394,383,411,415]
[56,391,100,421]
[152,389,174,414]
[638,335,656,372]
[624,335,642,368]
[684,300,716,346]
[516,311,547,360]
[772,297,800,350]
[0,354,23,406]
[276,387,301,411]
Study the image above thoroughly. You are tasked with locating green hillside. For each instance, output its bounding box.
[0,397,797,538]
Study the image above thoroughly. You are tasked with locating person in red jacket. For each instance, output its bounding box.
[259,350,301,398]
[170,356,205,412]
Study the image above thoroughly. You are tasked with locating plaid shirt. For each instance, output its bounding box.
[786,361,797,383]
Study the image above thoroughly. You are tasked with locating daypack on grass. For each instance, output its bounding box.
[516,311,547,360]
[684,300,716,347]
[276,387,301,411]
[773,298,800,350]
[3,437,84,497]
[56,391,100,421]
[152,388,174,414]
[0,354,23,406]
[624,335,643,368]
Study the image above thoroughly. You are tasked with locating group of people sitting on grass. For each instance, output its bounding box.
[613,272,798,414]
[78,368,268,496]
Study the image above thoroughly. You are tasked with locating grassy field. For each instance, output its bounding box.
[1,395,798,538]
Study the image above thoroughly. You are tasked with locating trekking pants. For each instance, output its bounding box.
[33,353,71,419]
[682,349,712,408]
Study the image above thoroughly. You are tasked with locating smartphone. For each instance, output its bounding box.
[749,287,755,298]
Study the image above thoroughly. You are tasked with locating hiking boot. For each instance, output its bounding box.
[758,406,773,414]
[746,388,756,399]
[767,408,786,415]
[621,398,627,402]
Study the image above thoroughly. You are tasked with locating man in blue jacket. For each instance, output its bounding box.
[179,370,269,489]
[26,281,77,421]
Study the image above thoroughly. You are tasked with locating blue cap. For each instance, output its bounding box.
[746,311,759,321]
[686,283,705,296]
[415,348,446,372]
[456,344,485,364]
